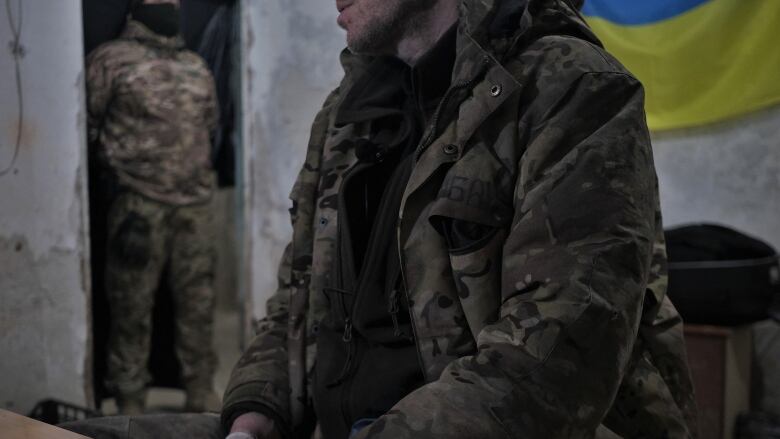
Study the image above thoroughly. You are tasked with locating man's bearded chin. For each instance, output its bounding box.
[346,0,435,55]
[346,15,404,55]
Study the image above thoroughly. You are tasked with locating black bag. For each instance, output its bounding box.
[665,224,780,326]
[736,412,780,439]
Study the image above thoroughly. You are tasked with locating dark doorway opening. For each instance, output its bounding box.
[82,0,239,408]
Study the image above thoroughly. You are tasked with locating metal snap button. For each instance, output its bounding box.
[443,144,458,155]
[490,84,502,97]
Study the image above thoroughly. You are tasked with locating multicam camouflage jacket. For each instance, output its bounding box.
[86,20,218,206]
[224,0,698,437]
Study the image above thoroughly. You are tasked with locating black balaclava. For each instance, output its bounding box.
[131,3,180,37]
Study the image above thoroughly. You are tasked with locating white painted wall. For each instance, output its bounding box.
[240,0,342,325]
[0,0,92,413]
[653,106,780,250]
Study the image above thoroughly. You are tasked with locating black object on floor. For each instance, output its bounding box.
[665,223,780,326]
[29,399,102,425]
[736,412,780,439]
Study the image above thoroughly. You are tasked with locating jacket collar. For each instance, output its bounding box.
[411,25,458,117]
[334,25,457,129]
[121,20,185,50]
[397,0,601,239]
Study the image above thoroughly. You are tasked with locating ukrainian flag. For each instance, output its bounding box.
[582,0,780,131]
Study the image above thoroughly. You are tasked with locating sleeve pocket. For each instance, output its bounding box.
[431,213,508,338]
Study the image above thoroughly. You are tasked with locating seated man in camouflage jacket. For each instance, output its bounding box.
[223,0,698,438]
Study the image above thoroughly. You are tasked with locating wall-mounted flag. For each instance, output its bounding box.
[582,0,780,131]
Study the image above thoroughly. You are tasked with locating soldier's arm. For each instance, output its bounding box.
[85,46,117,142]
[357,71,658,438]
[222,86,341,439]
[221,243,294,439]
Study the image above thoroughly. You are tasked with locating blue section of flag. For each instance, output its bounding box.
[581,0,711,25]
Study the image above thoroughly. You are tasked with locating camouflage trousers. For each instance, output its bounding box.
[104,191,217,396]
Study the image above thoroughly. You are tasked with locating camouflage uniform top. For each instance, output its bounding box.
[223,0,698,437]
[86,20,218,206]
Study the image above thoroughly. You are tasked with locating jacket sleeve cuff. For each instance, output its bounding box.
[221,382,291,439]
[221,402,290,439]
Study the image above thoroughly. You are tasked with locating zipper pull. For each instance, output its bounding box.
[388,289,400,314]
[388,290,403,338]
[327,318,356,388]
[342,317,353,343]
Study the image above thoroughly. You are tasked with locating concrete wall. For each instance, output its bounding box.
[654,106,780,250]
[0,1,92,413]
[240,0,342,326]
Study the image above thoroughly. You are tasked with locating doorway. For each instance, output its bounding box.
[81,0,243,412]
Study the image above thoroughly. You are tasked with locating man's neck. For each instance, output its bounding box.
[395,0,459,66]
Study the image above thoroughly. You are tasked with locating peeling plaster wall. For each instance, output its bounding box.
[241,0,342,323]
[0,1,92,413]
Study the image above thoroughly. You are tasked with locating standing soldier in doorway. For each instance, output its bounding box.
[85,0,220,414]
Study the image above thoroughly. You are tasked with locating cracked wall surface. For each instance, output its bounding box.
[241,0,343,325]
[0,0,91,413]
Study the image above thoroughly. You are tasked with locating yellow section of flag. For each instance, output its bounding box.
[584,0,780,130]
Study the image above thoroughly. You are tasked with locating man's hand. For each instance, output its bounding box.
[228,412,280,439]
